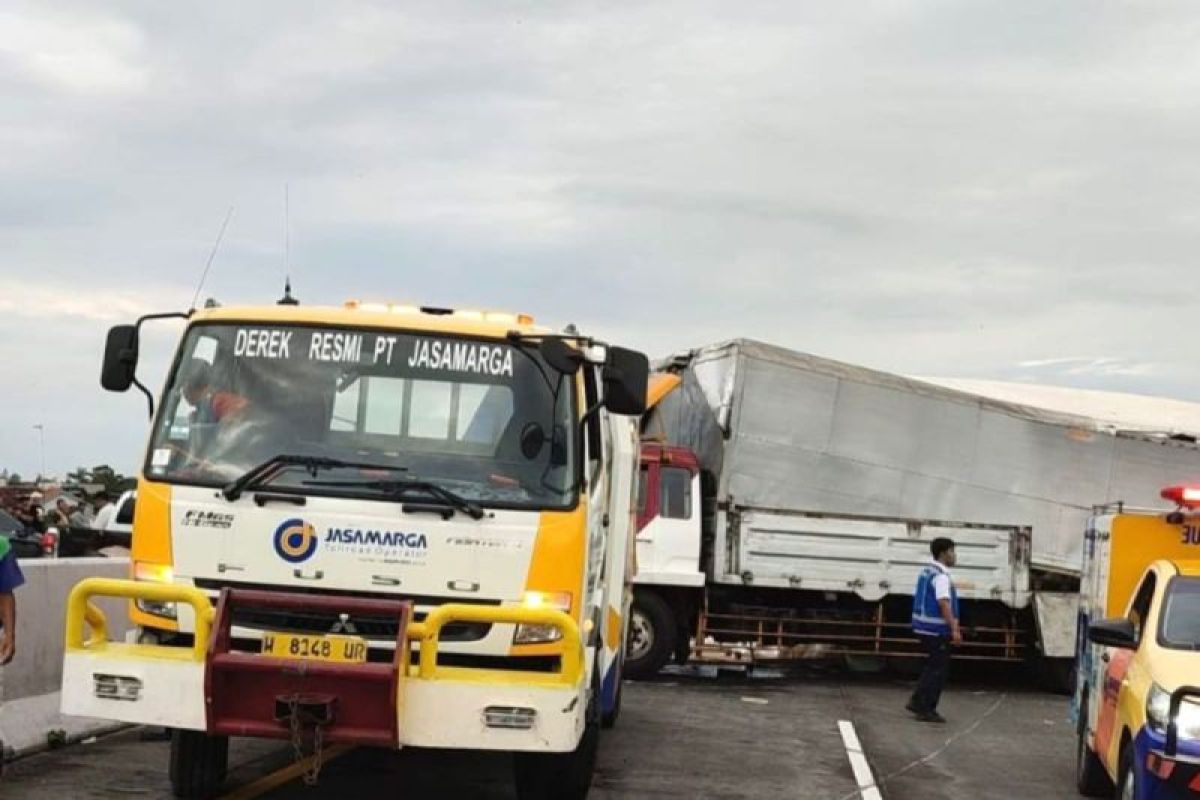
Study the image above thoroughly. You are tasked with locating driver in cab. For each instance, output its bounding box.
[175,361,252,476]
[183,361,248,425]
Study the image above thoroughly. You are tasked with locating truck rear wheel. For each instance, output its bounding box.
[624,590,676,680]
[169,729,228,799]
[1075,697,1112,797]
[513,680,600,800]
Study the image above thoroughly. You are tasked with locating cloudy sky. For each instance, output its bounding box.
[3,1,1200,477]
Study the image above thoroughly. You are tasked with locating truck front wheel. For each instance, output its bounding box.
[513,678,600,800]
[623,590,676,680]
[168,729,228,799]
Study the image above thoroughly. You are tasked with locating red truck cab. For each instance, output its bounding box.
[626,442,706,678]
[637,442,701,532]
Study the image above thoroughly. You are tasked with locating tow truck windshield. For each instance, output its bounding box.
[1160,576,1200,650]
[146,323,578,510]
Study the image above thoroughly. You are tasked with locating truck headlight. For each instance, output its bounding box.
[1147,684,1200,741]
[513,591,571,645]
[133,561,178,620]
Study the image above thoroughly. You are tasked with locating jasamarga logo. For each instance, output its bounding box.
[325,529,428,549]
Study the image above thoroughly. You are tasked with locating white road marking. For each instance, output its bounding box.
[838,720,883,800]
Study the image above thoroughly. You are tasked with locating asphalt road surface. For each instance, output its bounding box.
[3,668,1075,799]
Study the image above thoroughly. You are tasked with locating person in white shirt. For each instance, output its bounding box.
[90,492,116,531]
[906,537,961,723]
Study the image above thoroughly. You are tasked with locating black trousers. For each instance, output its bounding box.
[909,634,951,713]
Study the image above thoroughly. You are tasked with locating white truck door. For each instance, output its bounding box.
[643,468,702,581]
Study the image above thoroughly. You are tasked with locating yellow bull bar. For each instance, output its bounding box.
[410,603,582,685]
[65,577,214,660]
[64,579,584,685]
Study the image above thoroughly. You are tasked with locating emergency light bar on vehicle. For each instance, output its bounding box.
[342,299,535,326]
[1160,485,1200,508]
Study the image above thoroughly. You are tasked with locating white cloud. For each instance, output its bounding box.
[3,1,1200,474]
[0,8,148,95]
[0,279,177,322]
[1018,357,1091,369]
[1017,356,1157,378]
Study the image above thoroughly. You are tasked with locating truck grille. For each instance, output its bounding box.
[194,579,497,643]
[229,607,490,642]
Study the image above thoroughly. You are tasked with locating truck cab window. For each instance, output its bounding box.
[660,467,692,520]
[1128,572,1158,642]
[409,380,454,438]
[583,367,603,477]
[363,377,406,435]
[115,495,135,525]
[145,324,579,511]
[330,376,361,432]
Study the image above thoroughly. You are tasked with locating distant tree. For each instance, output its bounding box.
[91,465,134,495]
[8,473,20,484]
[66,466,92,484]
[62,465,134,495]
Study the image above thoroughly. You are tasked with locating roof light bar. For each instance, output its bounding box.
[1161,485,1200,508]
[343,301,534,326]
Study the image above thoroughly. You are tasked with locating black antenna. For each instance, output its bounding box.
[190,206,235,311]
[277,183,299,305]
[284,182,290,283]
[278,277,298,305]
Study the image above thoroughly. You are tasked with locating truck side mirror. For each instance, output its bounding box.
[602,346,649,416]
[1087,617,1138,649]
[539,337,583,375]
[101,325,140,392]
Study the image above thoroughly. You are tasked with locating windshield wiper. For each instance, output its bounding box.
[222,455,408,502]
[302,478,485,520]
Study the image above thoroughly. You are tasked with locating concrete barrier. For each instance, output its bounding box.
[0,557,132,759]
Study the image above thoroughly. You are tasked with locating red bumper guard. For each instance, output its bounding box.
[204,588,412,748]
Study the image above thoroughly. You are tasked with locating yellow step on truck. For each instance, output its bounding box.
[62,299,652,800]
[1074,485,1200,799]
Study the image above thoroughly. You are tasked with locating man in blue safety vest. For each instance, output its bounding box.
[905,537,960,723]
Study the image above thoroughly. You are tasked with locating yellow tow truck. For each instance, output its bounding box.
[62,298,652,799]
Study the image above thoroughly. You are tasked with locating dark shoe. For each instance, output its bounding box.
[915,711,946,724]
[905,701,923,716]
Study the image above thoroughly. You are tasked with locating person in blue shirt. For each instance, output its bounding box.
[906,537,961,723]
[0,535,22,776]
[0,535,25,665]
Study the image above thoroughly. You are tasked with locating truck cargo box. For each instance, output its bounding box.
[723,506,1030,607]
[649,339,1200,576]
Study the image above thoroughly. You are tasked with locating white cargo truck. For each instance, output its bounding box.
[625,339,1200,682]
